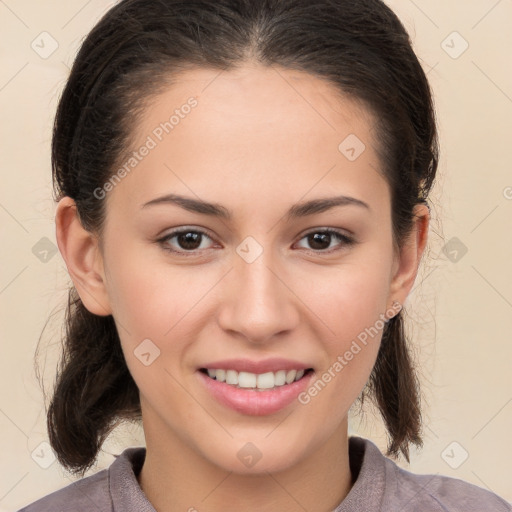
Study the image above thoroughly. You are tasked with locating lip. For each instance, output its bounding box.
[197,367,315,416]
[199,358,312,374]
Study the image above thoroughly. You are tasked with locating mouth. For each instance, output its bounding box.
[199,367,315,391]
[198,366,315,415]
[197,358,316,415]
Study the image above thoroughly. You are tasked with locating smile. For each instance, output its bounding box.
[198,365,315,415]
[200,368,313,390]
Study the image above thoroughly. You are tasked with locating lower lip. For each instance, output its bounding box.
[198,370,314,416]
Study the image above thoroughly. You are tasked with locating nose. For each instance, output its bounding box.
[217,248,300,345]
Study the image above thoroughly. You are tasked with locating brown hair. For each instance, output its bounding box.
[42,0,438,476]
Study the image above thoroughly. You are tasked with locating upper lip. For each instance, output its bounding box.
[199,358,313,374]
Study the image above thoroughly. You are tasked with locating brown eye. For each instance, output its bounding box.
[158,228,215,255]
[174,231,203,250]
[296,229,356,253]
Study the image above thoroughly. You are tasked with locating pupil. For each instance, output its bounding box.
[309,233,330,250]
[179,232,201,250]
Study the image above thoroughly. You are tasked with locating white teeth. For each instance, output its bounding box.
[238,371,257,388]
[285,369,297,384]
[274,370,286,386]
[226,369,238,385]
[256,372,275,389]
[205,368,307,389]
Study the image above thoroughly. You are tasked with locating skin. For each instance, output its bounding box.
[56,62,429,512]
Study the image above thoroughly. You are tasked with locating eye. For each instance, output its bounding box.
[156,227,356,257]
[295,228,356,254]
[157,227,216,256]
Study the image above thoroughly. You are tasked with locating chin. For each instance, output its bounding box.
[199,435,308,475]
[226,453,299,475]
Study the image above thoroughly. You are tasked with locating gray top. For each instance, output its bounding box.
[18,436,511,511]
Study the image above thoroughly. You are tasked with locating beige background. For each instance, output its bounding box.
[1,0,511,510]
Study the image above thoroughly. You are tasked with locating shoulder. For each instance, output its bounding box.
[17,447,148,512]
[346,437,511,512]
[381,447,511,511]
[16,468,111,512]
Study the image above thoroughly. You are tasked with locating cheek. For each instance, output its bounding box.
[105,258,204,408]
[105,250,203,339]
[294,257,391,403]
[300,258,392,345]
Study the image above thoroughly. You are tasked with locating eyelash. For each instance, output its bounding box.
[156,227,357,257]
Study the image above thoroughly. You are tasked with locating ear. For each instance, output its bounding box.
[387,203,430,311]
[55,197,112,316]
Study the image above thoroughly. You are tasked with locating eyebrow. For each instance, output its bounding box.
[141,193,370,220]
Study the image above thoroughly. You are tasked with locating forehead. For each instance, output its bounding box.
[108,63,389,217]
[139,63,377,145]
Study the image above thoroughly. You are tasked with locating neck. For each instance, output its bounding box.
[137,414,353,512]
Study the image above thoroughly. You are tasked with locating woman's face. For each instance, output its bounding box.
[89,63,425,473]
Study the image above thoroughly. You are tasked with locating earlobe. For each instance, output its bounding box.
[388,204,430,309]
[55,197,113,316]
